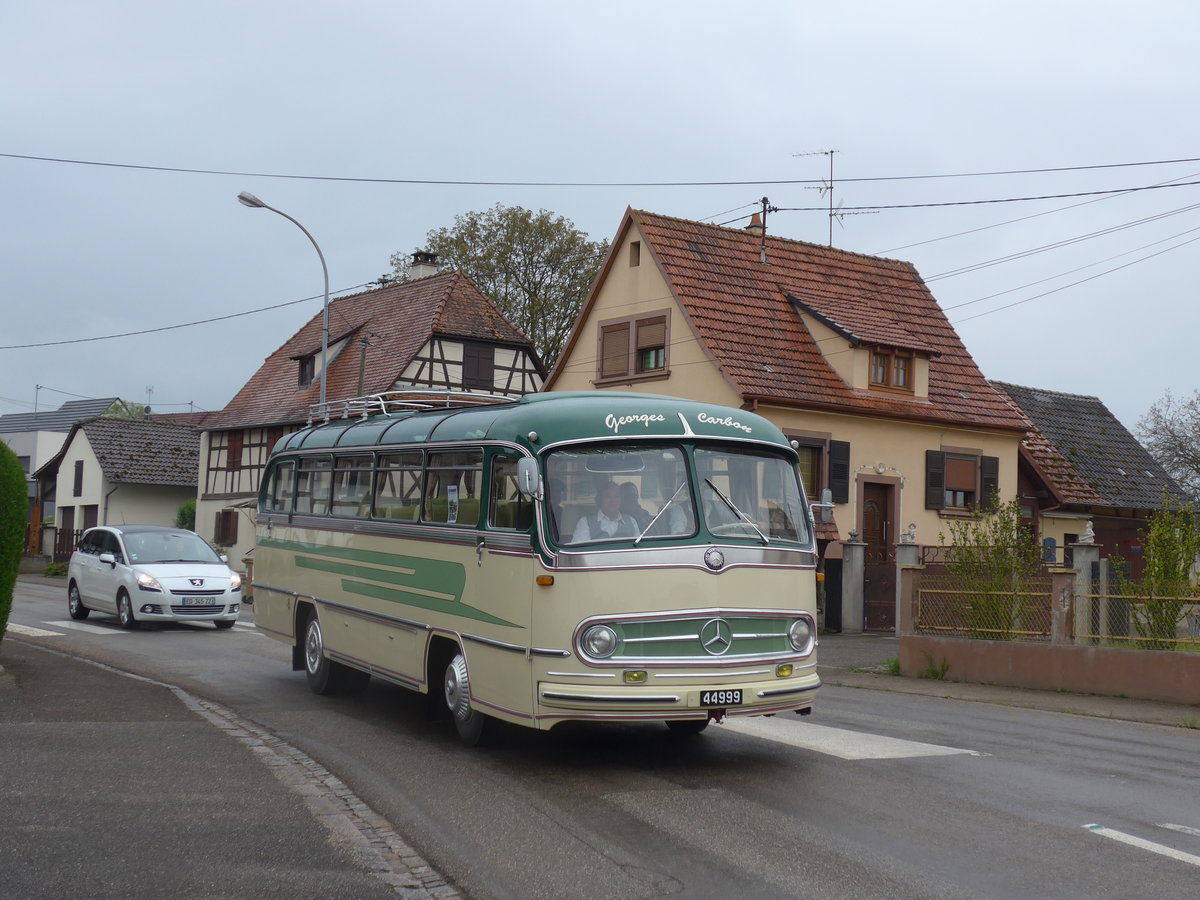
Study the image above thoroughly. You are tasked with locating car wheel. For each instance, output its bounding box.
[116,591,139,630]
[213,620,235,630]
[443,651,494,745]
[666,719,709,736]
[301,613,369,695]
[68,582,90,620]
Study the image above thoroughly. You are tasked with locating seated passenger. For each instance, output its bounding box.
[571,482,638,542]
[619,482,653,530]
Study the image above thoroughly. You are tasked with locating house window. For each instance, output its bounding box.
[73,460,84,497]
[226,431,244,472]
[462,342,496,391]
[596,311,670,383]
[925,451,999,510]
[787,437,850,504]
[869,349,914,391]
[794,445,821,501]
[629,241,641,267]
[298,355,315,387]
[214,509,238,546]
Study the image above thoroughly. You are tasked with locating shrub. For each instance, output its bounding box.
[175,499,196,531]
[0,441,26,643]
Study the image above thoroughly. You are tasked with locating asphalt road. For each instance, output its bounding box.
[5,578,1200,899]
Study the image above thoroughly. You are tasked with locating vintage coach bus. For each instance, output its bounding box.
[254,390,820,743]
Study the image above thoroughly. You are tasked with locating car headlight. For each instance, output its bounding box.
[137,572,163,592]
[581,624,618,658]
[787,617,814,653]
[229,572,242,591]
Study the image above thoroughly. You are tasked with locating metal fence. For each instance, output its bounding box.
[915,570,1053,642]
[1074,592,1200,651]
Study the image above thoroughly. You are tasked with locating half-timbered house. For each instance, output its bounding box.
[198,260,544,565]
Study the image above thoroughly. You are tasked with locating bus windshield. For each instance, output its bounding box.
[546,443,810,546]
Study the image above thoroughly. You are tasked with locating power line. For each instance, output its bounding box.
[6,150,1200,188]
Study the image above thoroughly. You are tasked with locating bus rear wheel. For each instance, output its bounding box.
[443,651,493,745]
[302,613,369,695]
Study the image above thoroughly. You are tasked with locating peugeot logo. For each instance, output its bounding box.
[699,618,733,656]
[703,547,725,570]
[189,578,204,587]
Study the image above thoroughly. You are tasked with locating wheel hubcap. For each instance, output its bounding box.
[444,655,471,720]
[305,620,323,673]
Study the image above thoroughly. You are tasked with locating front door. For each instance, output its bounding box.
[862,483,895,631]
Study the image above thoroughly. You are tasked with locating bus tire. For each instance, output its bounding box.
[300,611,371,696]
[666,719,709,736]
[444,651,493,745]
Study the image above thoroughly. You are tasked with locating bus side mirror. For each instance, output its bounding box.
[517,457,543,499]
[812,488,834,524]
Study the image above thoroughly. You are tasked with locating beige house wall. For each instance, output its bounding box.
[551,226,738,406]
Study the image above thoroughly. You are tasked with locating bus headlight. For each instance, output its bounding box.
[787,618,814,653]
[581,625,618,659]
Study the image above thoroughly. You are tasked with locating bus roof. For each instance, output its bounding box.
[275,391,795,455]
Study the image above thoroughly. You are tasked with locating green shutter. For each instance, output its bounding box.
[925,450,946,510]
[980,455,999,505]
[829,440,850,504]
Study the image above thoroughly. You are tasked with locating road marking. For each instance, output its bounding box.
[1084,824,1200,868]
[6,623,63,637]
[724,717,983,759]
[1159,823,1200,838]
[44,620,130,635]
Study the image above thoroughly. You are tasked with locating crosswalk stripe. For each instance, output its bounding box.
[44,620,131,635]
[1084,824,1200,868]
[7,623,64,637]
[1159,823,1200,838]
[724,717,983,759]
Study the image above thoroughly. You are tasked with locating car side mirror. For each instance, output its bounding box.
[219,554,228,563]
[98,552,116,567]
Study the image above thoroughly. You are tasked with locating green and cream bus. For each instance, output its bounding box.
[254,390,820,743]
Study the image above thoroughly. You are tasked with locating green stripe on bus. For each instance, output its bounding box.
[259,537,465,594]
[341,578,521,628]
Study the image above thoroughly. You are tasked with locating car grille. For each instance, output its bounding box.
[169,588,225,596]
[170,605,226,615]
[607,615,794,661]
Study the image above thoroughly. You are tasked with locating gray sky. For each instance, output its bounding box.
[3,1,1196,432]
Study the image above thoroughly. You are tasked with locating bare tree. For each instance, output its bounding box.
[1137,390,1200,499]
[390,204,608,368]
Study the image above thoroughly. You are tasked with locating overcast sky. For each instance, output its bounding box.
[3,1,1196,433]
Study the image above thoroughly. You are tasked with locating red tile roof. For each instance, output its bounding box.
[570,210,1028,433]
[205,272,534,429]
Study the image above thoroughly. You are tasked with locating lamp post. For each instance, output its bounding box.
[237,191,331,417]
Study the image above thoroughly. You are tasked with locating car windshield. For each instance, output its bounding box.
[694,447,811,544]
[546,445,696,546]
[122,531,223,565]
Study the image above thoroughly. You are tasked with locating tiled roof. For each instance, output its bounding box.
[619,210,1028,432]
[204,272,535,429]
[992,381,1183,511]
[0,398,120,434]
[81,417,199,487]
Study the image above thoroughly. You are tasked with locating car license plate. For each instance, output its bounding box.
[699,689,742,707]
[181,596,214,606]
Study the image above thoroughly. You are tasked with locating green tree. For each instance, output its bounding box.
[391,204,608,368]
[175,499,196,531]
[1137,389,1200,499]
[939,496,1043,639]
[0,441,27,644]
[1113,491,1199,650]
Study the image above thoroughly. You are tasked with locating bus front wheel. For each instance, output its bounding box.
[443,652,493,745]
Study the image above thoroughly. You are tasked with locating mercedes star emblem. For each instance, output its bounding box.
[699,618,733,655]
[703,547,725,570]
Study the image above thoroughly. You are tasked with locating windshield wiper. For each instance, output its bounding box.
[704,479,769,545]
[634,482,688,546]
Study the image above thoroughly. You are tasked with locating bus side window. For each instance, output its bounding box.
[295,457,332,516]
[375,452,421,521]
[425,450,483,525]
[488,456,533,531]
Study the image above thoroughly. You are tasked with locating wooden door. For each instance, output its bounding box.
[862,483,896,631]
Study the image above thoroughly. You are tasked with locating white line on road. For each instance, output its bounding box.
[44,620,130,635]
[1158,823,1200,838]
[6,623,63,637]
[1084,824,1200,868]
[724,717,984,759]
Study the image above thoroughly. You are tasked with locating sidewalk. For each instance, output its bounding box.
[816,631,1200,729]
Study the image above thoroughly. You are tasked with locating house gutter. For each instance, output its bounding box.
[742,393,1029,437]
[102,484,119,526]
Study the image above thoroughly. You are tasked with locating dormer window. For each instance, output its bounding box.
[298,355,315,387]
[869,349,913,392]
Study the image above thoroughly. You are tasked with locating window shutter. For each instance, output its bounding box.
[925,450,946,509]
[636,317,666,350]
[980,455,999,505]
[463,342,495,390]
[829,440,850,504]
[600,324,630,378]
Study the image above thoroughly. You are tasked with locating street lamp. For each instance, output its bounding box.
[237,191,331,417]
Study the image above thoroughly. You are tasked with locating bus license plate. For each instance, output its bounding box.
[181,596,213,606]
[700,689,742,707]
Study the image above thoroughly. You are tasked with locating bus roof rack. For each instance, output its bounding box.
[309,389,514,424]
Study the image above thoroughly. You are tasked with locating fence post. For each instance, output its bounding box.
[898,564,923,636]
[1049,568,1075,645]
[841,539,866,634]
[1071,542,1100,644]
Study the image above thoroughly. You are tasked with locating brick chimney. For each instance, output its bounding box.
[409,251,439,280]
